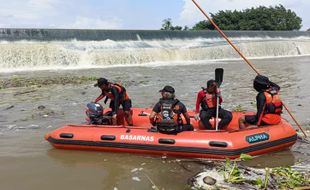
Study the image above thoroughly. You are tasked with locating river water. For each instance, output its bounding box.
[0,55,310,190]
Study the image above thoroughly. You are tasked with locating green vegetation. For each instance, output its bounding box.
[0,76,97,89]
[272,167,310,189]
[252,168,270,190]
[223,158,245,184]
[222,154,253,184]
[160,18,188,31]
[239,153,253,161]
[0,76,150,90]
[162,5,302,31]
[221,154,310,189]
[192,5,302,30]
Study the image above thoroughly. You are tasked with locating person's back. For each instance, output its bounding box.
[239,75,283,129]
[260,86,283,125]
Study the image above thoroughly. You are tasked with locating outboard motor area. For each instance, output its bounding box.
[85,102,111,125]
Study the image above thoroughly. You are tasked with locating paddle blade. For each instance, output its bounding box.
[215,68,224,86]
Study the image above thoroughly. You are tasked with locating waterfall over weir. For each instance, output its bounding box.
[0,29,310,72]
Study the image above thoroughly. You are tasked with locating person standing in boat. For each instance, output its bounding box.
[149,85,193,134]
[194,79,232,130]
[94,78,133,126]
[238,75,283,129]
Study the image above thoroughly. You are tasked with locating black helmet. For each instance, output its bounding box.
[159,85,175,93]
[253,75,270,92]
[94,78,109,87]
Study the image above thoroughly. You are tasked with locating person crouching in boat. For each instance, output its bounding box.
[239,75,283,129]
[149,85,193,134]
[194,80,232,130]
[94,78,133,126]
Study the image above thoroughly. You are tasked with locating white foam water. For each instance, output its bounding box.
[1,37,310,72]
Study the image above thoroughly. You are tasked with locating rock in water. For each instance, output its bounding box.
[203,176,216,185]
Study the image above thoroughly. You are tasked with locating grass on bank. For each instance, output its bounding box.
[0,76,98,89]
[221,154,310,189]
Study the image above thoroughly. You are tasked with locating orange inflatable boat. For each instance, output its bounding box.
[45,108,297,159]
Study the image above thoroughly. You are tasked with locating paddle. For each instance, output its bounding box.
[215,68,224,87]
[215,68,224,130]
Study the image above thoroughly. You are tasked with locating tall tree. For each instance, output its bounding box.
[160,18,185,31]
[192,5,302,30]
[161,18,173,30]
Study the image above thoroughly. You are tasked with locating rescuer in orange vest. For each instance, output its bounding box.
[195,80,232,130]
[239,75,283,129]
[149,85,193,134]
[94,78,133,126]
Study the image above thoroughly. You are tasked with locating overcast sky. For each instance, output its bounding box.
[0,0,309,30]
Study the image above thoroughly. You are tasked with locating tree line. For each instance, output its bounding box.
[161,5,305,31]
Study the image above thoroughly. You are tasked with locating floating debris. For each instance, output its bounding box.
[28,124,40,129]
[131,168,138,173]
[132,176,141,181]
[4,105,14,110]
[38,105,46,110]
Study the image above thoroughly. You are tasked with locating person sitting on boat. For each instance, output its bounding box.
[94,78,133,126]
[239,75,283,129]
[149,85,193,134]
[194,79,232,130]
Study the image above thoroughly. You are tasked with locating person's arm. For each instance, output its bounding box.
[149,111,157,126]
[149,102,160,126]
[111,87,120,114]
[94,91,105,103]
[195,90,204,113]
[180,102,191,125]
[256,92,266,126]
[183,112,191,125]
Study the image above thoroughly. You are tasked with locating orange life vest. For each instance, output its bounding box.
[105,83,129,101]
[203,93,217,109]
[261,90,283,125]
[264,91,283,114]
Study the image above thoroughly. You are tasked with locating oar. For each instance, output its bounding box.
[215,68,224,131]
[191,0,307,138]
[215,68,224,86]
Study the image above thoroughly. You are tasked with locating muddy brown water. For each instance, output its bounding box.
[0,56,310,190]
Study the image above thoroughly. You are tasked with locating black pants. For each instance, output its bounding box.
[200,108,232,130]
[109,99,132,112]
